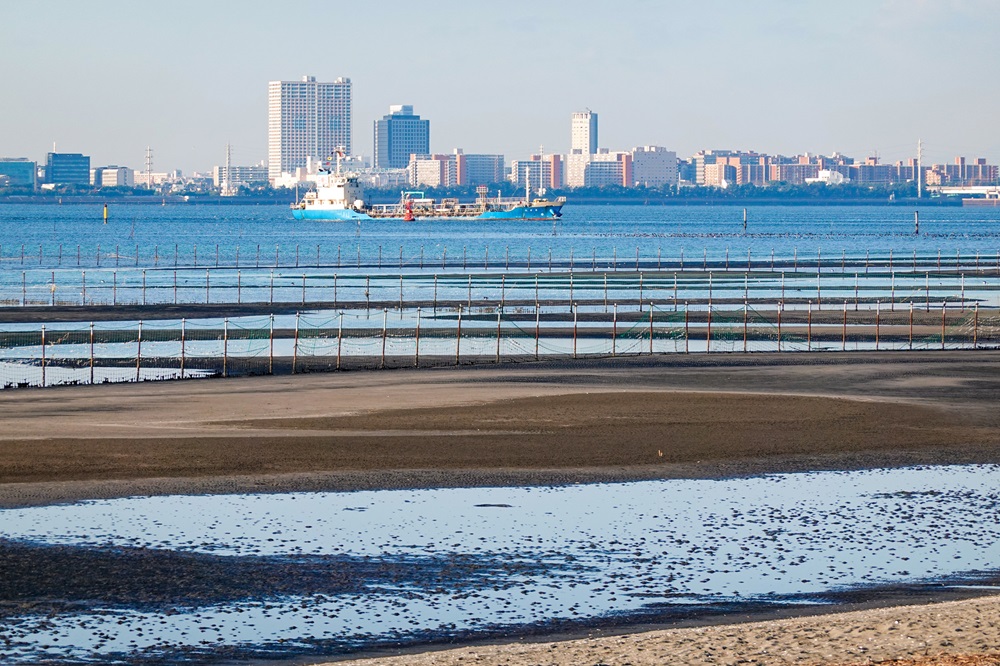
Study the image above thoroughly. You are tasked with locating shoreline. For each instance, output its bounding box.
[3,352,1000,663]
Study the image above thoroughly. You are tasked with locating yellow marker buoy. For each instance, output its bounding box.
[103,203,108,224]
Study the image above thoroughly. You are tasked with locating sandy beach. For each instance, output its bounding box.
[2,350,1000,663]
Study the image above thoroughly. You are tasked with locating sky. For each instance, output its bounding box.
[2,0,999,173]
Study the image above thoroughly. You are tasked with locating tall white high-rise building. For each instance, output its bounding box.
[571,110,598,155]
[267,75,352,182]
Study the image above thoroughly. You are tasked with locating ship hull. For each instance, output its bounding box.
[292,204,563,222]
[291,208,372,221]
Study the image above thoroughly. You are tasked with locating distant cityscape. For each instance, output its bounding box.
[2,73,999,197]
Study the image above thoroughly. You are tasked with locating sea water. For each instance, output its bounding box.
[1,465,999,663]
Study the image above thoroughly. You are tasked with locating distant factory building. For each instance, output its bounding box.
[267,75,353,183]
[212,164,269,189]
[374,105,430,170]
[44,152,90,186]
[0,158,37,188]
[91,165,134,188]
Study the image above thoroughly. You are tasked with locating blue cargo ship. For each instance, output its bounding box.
[291,165,565,222]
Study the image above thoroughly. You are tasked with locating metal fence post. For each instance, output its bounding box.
[269,314,275,375]
[142,269,147,306]
[82,270,86,305]
[535,304,541,361]
[205,269,210,304]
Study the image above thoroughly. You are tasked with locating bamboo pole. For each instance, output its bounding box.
[415,307,421,368]
[180,318,186,379]
[40,325,46,387]
[222,318,228,378]
[381,309,388,369]
[612,304,617,357]
[136,320,143,382]
[535,304,540,361]
[337,312,343,371]
[455,305,463,365]
[89,321,95,384]
[292,312,300,374]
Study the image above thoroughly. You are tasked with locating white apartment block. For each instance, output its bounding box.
[267,75,352,183]
[631,146,678,187]
[571,110,598,154]
[408,155,457,188]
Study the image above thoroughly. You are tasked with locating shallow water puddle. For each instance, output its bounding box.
[2,465,999,664]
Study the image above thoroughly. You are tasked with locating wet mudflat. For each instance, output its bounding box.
[2,464,999,664]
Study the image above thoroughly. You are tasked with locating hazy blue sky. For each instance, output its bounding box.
[2,0,998,173]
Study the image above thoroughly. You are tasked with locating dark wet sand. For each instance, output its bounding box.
[3,351,1000,664]
[2,351,1000,507]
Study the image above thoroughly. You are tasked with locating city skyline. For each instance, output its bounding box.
[2,1,999,173]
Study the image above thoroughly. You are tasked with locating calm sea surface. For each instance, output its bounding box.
[2,203,1000,268]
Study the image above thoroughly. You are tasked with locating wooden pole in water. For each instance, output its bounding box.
[842,301,847,351]
[572,304,578,359]
[776,306,782,352]
[136,320,143,382]
[684,302,689,353]
[269,314,274,375]
[415,307,421,368]
[180,318,186,379]
[432,274,437,312]
[649,304,654,355]
[743,301,748,353]
[612,303,618,357]
[974,302,979,349]
[205,270,210,304]
[875,301,880,351]
[706,304,712,353]
[82,271,86,305]
[142,269,147,306]
[40,325,46,388]
[337,312,343,371]
[333,274,338,307]
[292,312,300,374]
[89,321,95,384]
[468,275,473,308]
[535,304,540,361]
[941,302,946,350]
[807,301,812,351]
[455,305,463,365]
[495,305,502,364]
[381,309,388,369]
[113,270,117,306]
[639,272,644,310]
[222,318,228,378]
[909,302,914,351]
[673,273,678,311]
